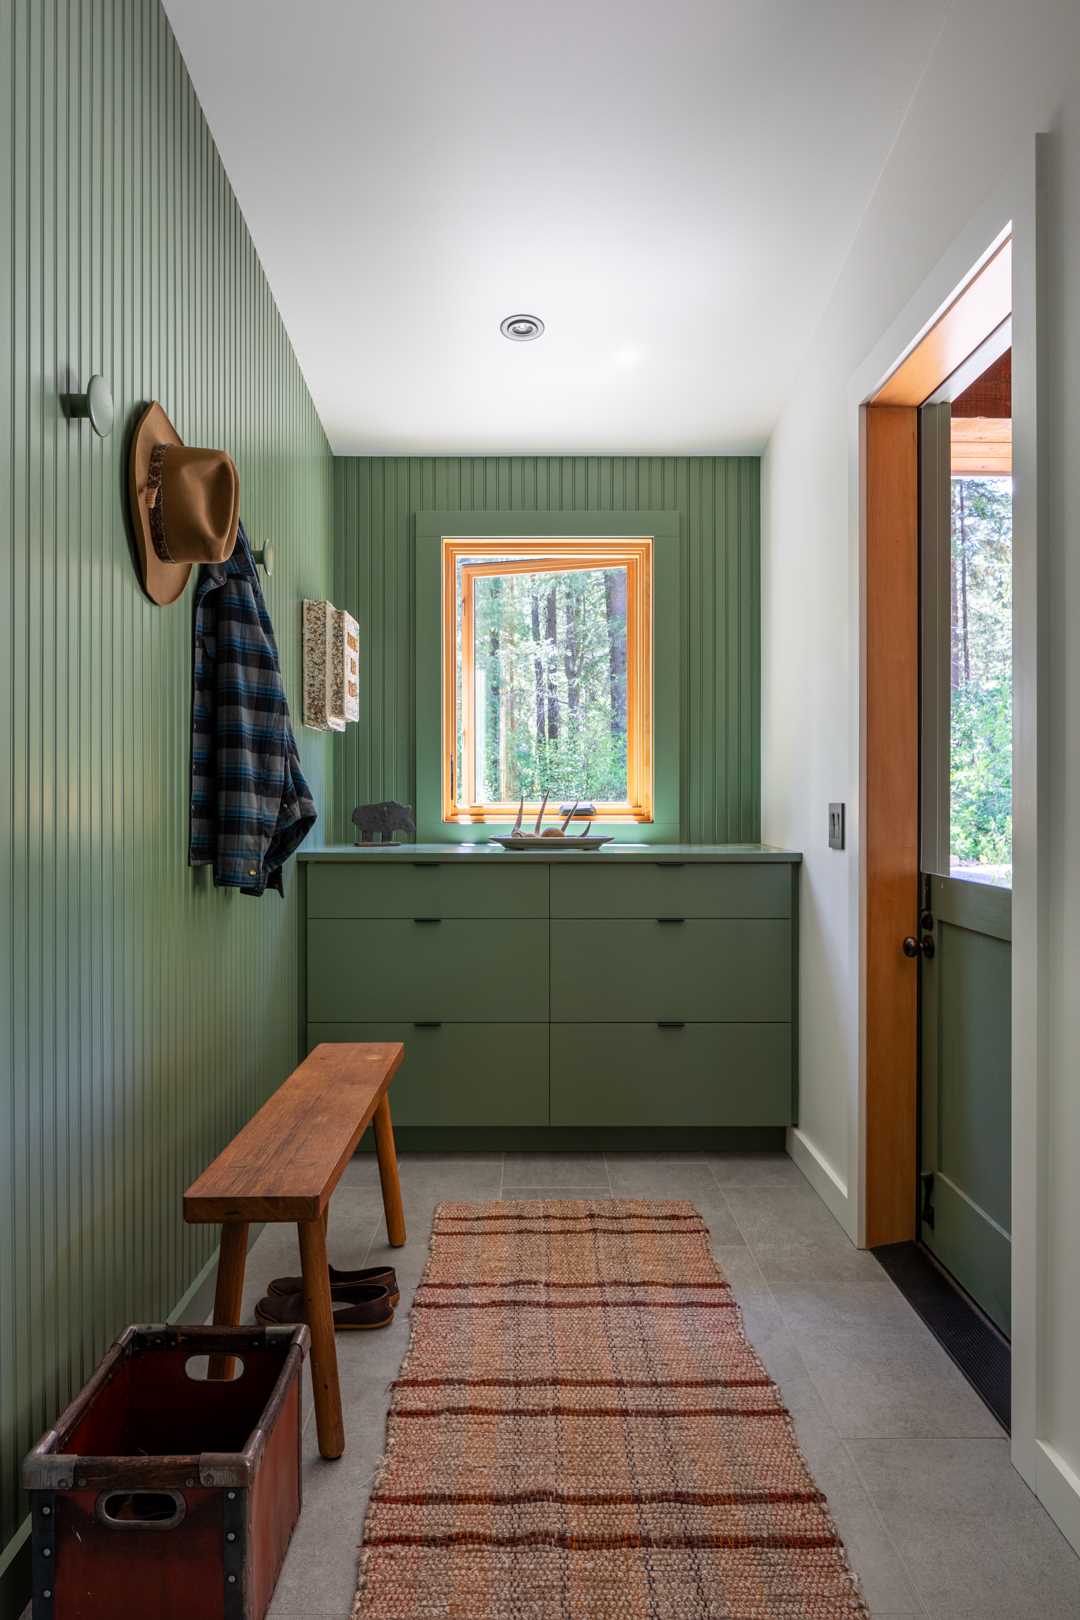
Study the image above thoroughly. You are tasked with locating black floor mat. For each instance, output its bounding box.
[873,1241,1010,1431]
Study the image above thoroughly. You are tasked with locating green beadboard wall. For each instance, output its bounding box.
[0,0,333,1591]
[333,457,761,843]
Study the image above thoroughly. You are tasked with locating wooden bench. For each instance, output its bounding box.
[184,1042,406,1460]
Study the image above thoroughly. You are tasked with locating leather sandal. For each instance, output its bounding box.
[267,1263,399,1306]
[255,1282,395,1332]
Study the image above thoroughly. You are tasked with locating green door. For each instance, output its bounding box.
[917,365,1012,1336]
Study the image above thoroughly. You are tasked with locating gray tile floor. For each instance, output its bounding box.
[247,1152,1080,1620]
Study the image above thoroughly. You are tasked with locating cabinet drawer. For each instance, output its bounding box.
[307,861,548,919]
[550,919,791,1022]
[307,1023,549,1126]
[308,919,549,1022]
[550,862,792,919]
[551,1023,792,1126]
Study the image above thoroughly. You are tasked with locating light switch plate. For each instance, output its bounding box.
[828,802,845,850]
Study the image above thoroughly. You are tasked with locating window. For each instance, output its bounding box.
[414,511,679,843]
[441,537,653,824]
[946,347,1012,887]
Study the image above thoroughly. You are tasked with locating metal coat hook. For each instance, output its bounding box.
[251,540,274,577]
[63,373,114,438]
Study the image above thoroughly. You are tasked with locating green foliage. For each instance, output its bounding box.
[461,563,629,804]
[950,681,1012,865]
[949,477,1012,873]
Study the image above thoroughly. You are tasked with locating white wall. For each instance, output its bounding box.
[763,383,859,1224]
[762,0,1080,1546]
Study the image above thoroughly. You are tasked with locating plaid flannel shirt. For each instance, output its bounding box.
[190,521,316,896]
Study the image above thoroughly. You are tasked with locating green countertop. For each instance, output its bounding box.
[300,843,802,864]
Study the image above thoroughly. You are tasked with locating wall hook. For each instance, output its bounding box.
[251,540,274,578]
[63,373,114,438]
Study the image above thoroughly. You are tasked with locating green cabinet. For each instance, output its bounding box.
[307,918,549,1022]
[308,860,548,919]
[302,849,799,1136]
[550,919,792,1023]
[308,1022,549,1126]
[550,1024,792,1126]
[550,862,791,919]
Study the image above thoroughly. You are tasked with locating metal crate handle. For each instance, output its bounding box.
[95,1490,187,1531]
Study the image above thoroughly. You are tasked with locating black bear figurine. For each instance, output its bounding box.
[351,800,417,846]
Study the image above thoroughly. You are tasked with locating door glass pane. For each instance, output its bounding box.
[949,349,1012,887]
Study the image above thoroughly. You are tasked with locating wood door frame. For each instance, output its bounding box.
[862,238,1012,1247]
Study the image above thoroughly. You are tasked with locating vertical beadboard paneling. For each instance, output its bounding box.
[333,457,760,844]
[0,0,333,1571]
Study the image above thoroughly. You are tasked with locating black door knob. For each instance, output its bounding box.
[902,935,935,959]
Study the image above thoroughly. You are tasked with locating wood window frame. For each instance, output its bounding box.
[442,537,654,825]
[863,236,1011,1246]
[414,510,681,844]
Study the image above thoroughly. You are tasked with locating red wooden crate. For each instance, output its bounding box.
[23,1324,307,1620]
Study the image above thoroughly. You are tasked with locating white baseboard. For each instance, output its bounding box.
[1034,1440,1080,1558]
[786,1125,855,1240]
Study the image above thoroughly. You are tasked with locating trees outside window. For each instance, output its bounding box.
[949,475,1012,881]
[444,538,653,823]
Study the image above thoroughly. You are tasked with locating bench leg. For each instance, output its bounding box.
[208,1221,249,1381]
[373,1095,406,1248]
[298,1216,345,1459]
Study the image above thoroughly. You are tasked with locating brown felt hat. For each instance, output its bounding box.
[128,402,240,605]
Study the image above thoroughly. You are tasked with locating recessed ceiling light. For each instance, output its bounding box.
[500,313,545,342]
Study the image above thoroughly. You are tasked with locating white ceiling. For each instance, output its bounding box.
[164,0,945,456]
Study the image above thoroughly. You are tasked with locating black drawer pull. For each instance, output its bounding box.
[657,1020,685,1029]
[413,916,442,924]
[411,862,437,868]
[657,916,686,924]
[413,1021,443,1028]
[655,861,686,868]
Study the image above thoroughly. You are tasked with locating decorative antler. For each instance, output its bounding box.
[501,790,604,846]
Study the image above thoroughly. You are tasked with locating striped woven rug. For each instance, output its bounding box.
[354,1200,868,1619]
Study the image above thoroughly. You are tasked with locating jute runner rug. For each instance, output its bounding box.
[354,1200,868,1619]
